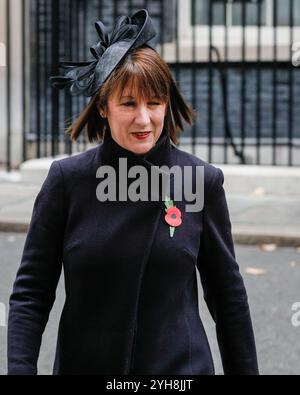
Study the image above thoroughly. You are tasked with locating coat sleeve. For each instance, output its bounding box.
[7,160,66,375]
[197,167,259,375]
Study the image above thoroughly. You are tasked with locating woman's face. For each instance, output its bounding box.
[100,89,167,155]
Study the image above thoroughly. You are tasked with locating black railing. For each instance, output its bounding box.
[3,0,300,170]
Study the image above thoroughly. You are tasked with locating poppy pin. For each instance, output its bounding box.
[164,196,182,238]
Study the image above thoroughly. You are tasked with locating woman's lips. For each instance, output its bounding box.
[132,132,151,140]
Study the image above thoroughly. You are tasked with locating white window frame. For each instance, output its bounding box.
[157,0,300,63]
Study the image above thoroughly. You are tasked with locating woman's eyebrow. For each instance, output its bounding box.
[120,95,160,99]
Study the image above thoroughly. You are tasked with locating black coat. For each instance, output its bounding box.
[7,130,259,375]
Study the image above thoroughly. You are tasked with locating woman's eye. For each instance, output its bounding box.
[122,102,161,107]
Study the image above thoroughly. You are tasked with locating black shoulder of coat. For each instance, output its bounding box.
[171,145,224,194]
[53,145,99,177]
[53,144,224,195]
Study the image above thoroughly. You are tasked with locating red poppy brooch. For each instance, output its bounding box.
[164,196,182,238]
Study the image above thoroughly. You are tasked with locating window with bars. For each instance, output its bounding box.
[192,0,300,27]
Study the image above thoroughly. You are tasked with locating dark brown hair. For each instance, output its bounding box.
[65,45,196,145]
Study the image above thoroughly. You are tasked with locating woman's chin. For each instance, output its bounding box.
[132,145,151,154]
[128,139,155,155]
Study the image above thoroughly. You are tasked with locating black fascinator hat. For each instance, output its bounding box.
[49,9,157,97]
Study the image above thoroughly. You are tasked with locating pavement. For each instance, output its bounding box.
[0,157,299,246]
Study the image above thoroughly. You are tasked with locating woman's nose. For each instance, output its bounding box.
[134,105,151,124]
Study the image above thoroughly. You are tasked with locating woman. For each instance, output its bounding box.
[7,9,259,375]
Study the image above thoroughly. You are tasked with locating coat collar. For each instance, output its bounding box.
[99,128,175,170]
[97,128,178,203]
